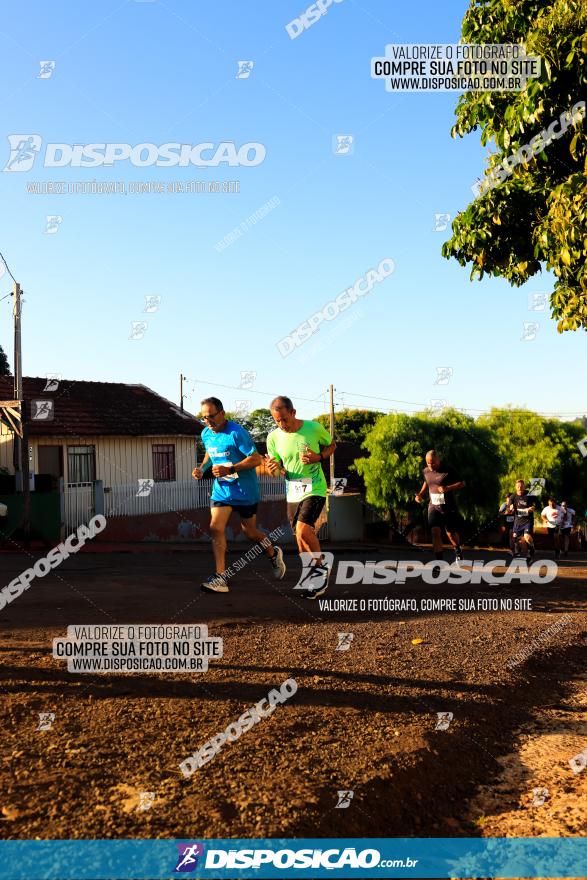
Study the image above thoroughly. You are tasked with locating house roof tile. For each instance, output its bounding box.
[0,377,202,438]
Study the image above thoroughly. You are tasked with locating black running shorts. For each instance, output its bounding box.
[428,508,461,532]
[287,495,326,530]
[211,501,258,520]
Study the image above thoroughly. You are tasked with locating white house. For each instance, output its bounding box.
[0,377,201,486]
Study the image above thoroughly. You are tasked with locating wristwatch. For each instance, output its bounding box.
[229,465,237,474]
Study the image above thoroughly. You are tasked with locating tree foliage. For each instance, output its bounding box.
[315,408,384,444]
[225,408,276,442]
[354,408,501,525]
[443,0,587,331]
[0,344,10,376]
[478,407,587,502]
[355,406,587,525]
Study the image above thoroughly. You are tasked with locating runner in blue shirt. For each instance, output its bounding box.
[192,397,286,592]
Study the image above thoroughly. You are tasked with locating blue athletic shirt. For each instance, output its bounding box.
[201,420,260,505]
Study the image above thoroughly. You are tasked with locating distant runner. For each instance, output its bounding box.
[192,397,286,593]
[265,396,336,599]
[498,492,515,550]
[507,479,537,563]
[541,497,562,560]
[559,501,576,558]
[415,449,465,563]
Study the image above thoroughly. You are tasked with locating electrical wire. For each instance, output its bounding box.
[0,250,17,285]
[184,377,324,406]
[337,389,586,418]
[181,378,584,419]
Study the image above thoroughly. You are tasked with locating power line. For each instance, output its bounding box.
[338,390,428,407]
[339,397,586,418]
[183,379,584,419]
[184,377,324,406]
[337,390,586,418]
[0,250,17,284]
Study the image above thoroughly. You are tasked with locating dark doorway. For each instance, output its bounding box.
[38,445,63,489]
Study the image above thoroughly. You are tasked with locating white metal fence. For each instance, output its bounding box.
[105,479,211,518]
[259,474,288,501]
[63,483,94,532]
[62,475,287,525]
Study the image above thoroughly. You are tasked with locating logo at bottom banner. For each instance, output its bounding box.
[174,843,204,872]
[198,847,384,870]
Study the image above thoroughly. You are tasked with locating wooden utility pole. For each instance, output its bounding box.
[329,383,335,487]
[13,282,22,479]
[180,373,186,412]
[13,282,30,541]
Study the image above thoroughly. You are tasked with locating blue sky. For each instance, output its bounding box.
[0,0,585,422]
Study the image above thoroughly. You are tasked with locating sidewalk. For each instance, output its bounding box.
[1,537,584,555]
[0,539,388,555]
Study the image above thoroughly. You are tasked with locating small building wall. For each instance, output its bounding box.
[94,499,290,543]
[0,431,197,485]
[0,422,14,472]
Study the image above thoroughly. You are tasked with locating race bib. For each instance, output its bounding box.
[430,492,445,506]
[216,462,237,482]
[289,478,312,499]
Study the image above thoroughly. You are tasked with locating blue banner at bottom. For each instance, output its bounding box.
[0,837,585,879]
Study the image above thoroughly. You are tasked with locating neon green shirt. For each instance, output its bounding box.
[267,420,332,503]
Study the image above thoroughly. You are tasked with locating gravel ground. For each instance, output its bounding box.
[0,546,585,843]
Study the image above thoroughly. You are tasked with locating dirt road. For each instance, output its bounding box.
[0,545,585,840]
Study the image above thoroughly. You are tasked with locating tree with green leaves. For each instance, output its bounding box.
[225,408,276,442]
[477,407,587,504]
[354,408,502,527]
[315,408,384,445]
[443,0,587,331]
[0,344,10,376]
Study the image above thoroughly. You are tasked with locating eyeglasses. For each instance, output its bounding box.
[200,411,222,422]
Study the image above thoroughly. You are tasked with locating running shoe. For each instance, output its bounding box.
[302,560,330,600]
[200,573,229,593]
[270,545,286,580]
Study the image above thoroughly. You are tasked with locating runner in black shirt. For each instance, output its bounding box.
[507,479,537,562]
[415,449,466,563]
[498,492,515,550]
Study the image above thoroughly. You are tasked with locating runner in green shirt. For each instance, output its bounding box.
[266,395,336,599]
